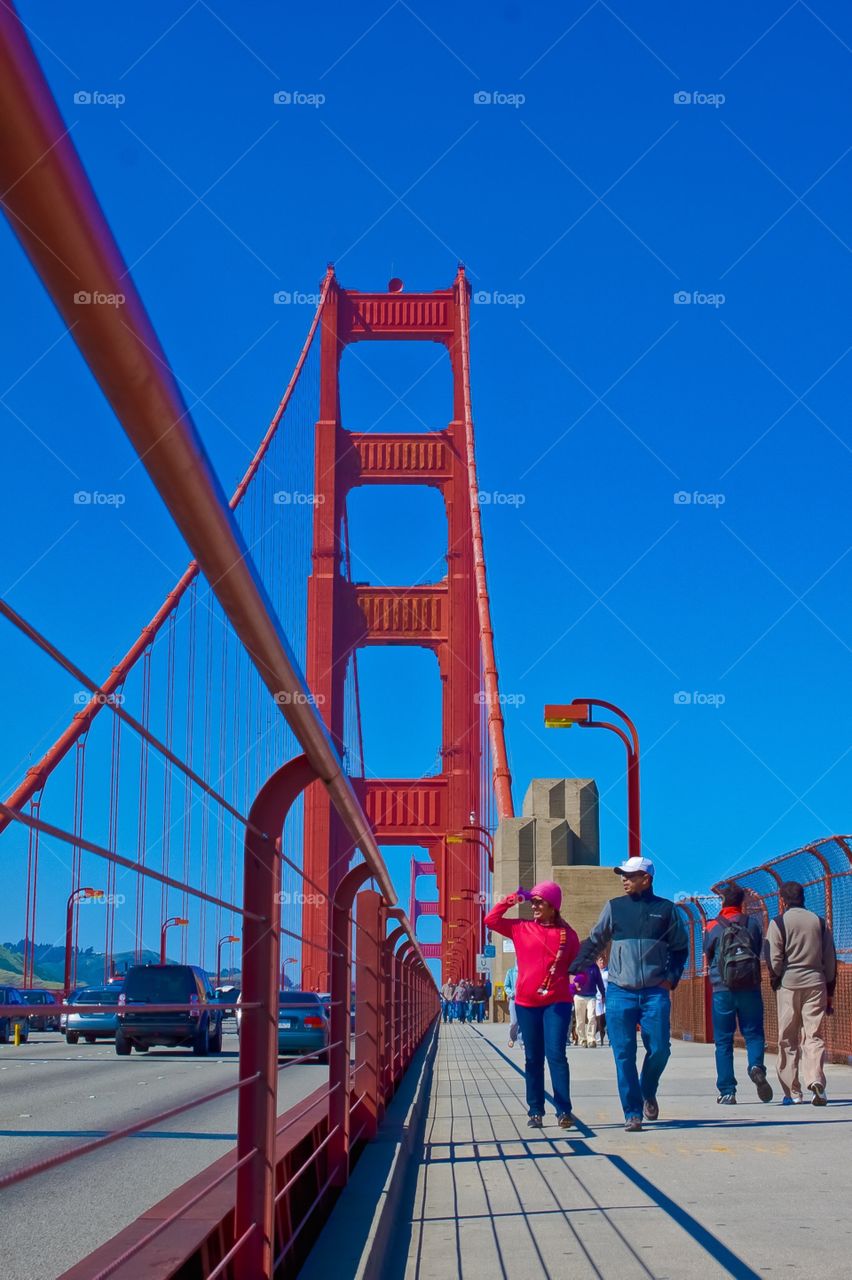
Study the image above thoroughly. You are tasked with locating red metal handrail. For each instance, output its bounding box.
[0,13,442,1280]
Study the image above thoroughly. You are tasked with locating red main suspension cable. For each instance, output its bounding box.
[456,266,514,819]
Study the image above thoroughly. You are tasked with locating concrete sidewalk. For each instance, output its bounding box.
[383,1022,852,1279]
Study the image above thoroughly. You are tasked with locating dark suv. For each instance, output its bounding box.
[116,964,224,1056]
[0,986,30,1043]
[19,989,60,1031]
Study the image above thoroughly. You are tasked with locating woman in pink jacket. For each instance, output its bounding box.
[484,881,580,1129]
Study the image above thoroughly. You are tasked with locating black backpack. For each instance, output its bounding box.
[716,917,761,990]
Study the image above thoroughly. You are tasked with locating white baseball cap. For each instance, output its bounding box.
[613,856,655,876]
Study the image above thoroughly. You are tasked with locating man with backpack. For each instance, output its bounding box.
[703,882,773,1105]
[766,880,837,1106]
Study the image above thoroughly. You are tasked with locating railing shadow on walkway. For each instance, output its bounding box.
[381,1023,850,1280]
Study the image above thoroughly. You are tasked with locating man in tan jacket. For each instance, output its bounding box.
[766,881,837,1105]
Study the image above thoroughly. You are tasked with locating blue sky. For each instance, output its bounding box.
[2,2,851,961]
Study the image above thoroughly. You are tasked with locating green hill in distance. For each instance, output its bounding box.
[1,942,241,989]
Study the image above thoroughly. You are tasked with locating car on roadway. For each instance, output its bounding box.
[116,963,224,1056]
[214,984,240,1016]
[64,986,122,1043]
[19,989,61,1031]
[277,990,329,1062]
[0,985,30,1043]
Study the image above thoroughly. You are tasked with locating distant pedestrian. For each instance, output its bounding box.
[471,977,488,1023]
[504,964,521,1047]
[595,957,609,1045]
[766,881,837,1106]
[441,978,455,1023]
[484,881,580,1130]
[703,882,773,1105]
[573,963,606,1047]
[570,857,688,1132]
[454,979,471,1024]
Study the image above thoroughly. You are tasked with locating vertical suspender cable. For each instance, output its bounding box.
[135,647,152,961]
[23,795,42,987]
[71,738,87,990]
[181,584,197,963]
[105,703,122,981]
[160,613,177,931]
[199,600,214,967]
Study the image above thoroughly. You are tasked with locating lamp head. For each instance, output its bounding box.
[544,702,590,728]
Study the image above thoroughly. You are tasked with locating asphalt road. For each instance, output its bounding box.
[0,1024,327,1279]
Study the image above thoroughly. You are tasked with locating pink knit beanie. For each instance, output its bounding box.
[530,880,562,910]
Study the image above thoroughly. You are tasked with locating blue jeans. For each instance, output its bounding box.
[606,984,671,1120]
[515,1002,573,1116]
[711,987,765,1095]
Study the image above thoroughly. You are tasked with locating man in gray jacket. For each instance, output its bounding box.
[766,880,837,1106]
[570,857,689,1132]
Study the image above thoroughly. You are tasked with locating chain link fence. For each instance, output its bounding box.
[671,836,852,1063]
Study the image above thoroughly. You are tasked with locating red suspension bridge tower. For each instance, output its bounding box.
[302,268,513,985]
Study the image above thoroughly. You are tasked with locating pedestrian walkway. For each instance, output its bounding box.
[386,1022,852,1279]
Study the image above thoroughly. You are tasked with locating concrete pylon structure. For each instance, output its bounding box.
[490,778,615,993]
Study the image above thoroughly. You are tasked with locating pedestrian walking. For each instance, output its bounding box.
[504,963,521,1047]
[441,978,455,1023]
[572,962,606,1047]
[570,857,688,1132]
[703,882,773,1105]
[471,977,488,1023]
[454,979,471,1024]
[766,880,837,1106]
[595,957,608,1045]
[484,881,580,1130]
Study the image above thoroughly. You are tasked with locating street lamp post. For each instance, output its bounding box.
[217,934,240,987]
[160,916,189,964]
[64,887,104,996]
[280,956,297,988]
[447,824,495,960]
[544,698,641,860]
